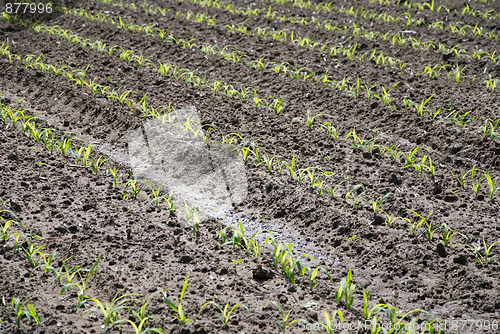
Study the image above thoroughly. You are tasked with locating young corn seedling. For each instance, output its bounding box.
[119,48,133,63]
[398,147,418,169]
[335,269,356,309]
[108,164,120,187]
[9,231,36,253]
[483,118,500,139]
[127,291,165,334]
[0,214,13,242]
[262,153,280,172]
[85,292,139,332]
[264,301,299,334]
[404,209,433,234]
[75,144,93,168]
[124,179,141,198]
[425,222,437,242]
[485,173,499,200]
[115,90,133,105]
[60,254,102,308]
[229,222,250,254]
[440,223,460,246]
[452,64,466,83]
[413,95,434,116]
[387,145,399,161]
[372,82,399,107]
[133,54,153,67]
[379,305,424,333]
[383,212,402,227]
[454,111,475,130]
[321,122,339,139]
[307,266,320,290]
[470,166,487,195]
[322,309,343,334]
[446,166,470,188]
[343,184,363,202]
[182,201,200,240]
[249,231,268,261]
[44,256,74,284]
[22,241,44,273]
[38,249,57,276]
[91,156,107,174]
[422,156,436,177]
[145,182,164,208]
[362,288,386,321]
[370,192,391,214]
[11,297,42,329]
[162,274,192,324]
[352,190,368,209]
[324,176,349,199]
[282,156,296,179]
[467,238,500,266]
[199,300,248,328]
[304,110,329,128]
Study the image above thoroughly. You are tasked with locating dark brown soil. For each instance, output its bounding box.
[1,0,499,333]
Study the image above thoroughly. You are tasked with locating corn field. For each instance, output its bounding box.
[0,0,499,333]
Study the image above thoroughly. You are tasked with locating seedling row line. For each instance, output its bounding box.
[1,13,285,114]
[278,0,500,41]
[63,2,499,130]
[161,0,500,64]
[381,0,500,22]
[1,39,498,204]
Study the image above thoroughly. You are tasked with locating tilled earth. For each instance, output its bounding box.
[0,0,499,333]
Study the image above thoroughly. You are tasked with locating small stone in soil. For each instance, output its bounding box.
[437,243,447,257]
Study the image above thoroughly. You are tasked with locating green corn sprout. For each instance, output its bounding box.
[11,297,42,329]
[401,145,421,168]
[43,256,74,284]
[127,291,165,334]
[344,184,363,202]
[485,174,499,200]
[0,215,12,242]
[162,274,192,324]
[384,212,401,227]
[372,82,399,107]
[262,153,280,172]
[38,249,56,276]
[362,288,386,321]
[335,269,356,309]
[304,110,329,128]
[91,156,107,174]
[425,222,437,242]
[371,192,391,213]
[57,138,74,156]
[467,238,500,266]
[264,301,299,334]
[414,95,434,116]
[125,179,141,198]
[60,254,102,308]
[453,111,475,130]
[199,301,248,328]
[307,266,320,290]
[446,166,470,187]
[440,223,459,246]
[85,292,139,331]
[22,240,44,272]
[404,209,433,234]
[108,164,120,187]
[322,309,343,334]
[470,166,488,195]
[75,144,93,168]
[249,232,268,260]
